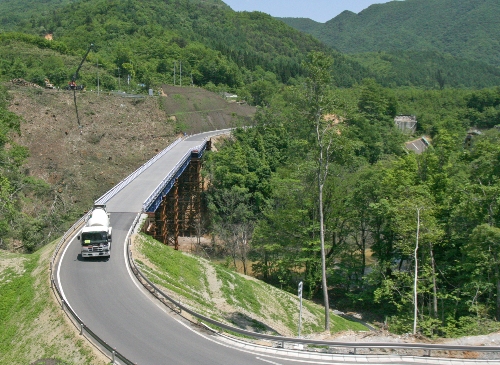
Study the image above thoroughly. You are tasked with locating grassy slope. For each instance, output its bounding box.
[0,232,364,364]
[0,242,107,365]
[134,234,368,337]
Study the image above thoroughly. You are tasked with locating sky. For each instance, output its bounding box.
[222,0,394,23]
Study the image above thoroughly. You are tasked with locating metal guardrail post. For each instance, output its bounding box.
[53,130,500,363]
[95,138,182,205]
[127,233,500,359]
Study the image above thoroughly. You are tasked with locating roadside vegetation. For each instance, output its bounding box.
[134,233,368,337]
[1,0,500,347]
[203,53,500,337]
[0,242,106,365]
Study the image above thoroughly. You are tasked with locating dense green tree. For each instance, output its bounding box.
[465,224,500,320]
[302,51,362,330]
[465,87,500,129]
[347,79,405,163]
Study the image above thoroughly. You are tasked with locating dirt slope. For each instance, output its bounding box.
[7,83,255,212]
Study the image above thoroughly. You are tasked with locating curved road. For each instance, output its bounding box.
[55,131,490,365]
[56,132,305,365]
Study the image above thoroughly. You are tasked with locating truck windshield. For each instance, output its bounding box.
[81,232,108,245]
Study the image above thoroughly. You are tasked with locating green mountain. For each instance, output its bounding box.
[0,0,76,30]
[0,0,372,93]
[348,50,500,89]
[2,0,499,92]
[280,0,500,66]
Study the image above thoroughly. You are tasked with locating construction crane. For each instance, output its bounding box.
[68,43,93,90]
[70,43,93,128]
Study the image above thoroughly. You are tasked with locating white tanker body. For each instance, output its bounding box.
[78,205,112,258]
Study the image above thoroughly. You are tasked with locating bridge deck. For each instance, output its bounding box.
[105,133,209,213]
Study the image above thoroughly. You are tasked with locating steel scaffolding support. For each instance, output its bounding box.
[144,156,204,250]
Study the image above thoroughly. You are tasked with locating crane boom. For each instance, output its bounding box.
[72,43,94,82]
[70,43,93,128]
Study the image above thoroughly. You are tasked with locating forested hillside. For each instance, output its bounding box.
[0,0,76,30]
[280,0,500,66]
[279,0,500,88]
[204,52,500,336]
[0,0,373,106]
[2,0,500,340]
[348,50,500,89]
[2,0,499,92]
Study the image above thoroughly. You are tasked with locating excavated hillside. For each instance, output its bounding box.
[7,83,255,214]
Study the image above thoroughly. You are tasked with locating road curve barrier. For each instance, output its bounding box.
[53,129,500,363]
[126,229,500,359]
[50,214,136,365]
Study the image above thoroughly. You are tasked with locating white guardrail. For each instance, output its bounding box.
[142,139,207,212]
[51,132,500,364]
[126,226,500,360]
[95,138,182,205]
[50,212,135,365]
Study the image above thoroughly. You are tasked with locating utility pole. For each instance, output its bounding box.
[174,62,176,86]
[180,61,182,87]
[413,207,421,335]
[97,58,100,96]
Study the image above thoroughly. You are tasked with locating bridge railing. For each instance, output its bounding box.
[48,133,214,365]
[95,137,182,205]
[49,134,212,365]
[142,139,207,212]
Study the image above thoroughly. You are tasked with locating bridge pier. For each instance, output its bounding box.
[145,155,205,250]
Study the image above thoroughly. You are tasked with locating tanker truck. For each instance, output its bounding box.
[78,205,112,258]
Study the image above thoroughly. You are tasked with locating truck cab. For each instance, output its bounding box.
[78,205,112,258]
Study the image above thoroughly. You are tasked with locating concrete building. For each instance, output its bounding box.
[395,115,417,134]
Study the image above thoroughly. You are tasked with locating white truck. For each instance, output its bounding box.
[78,205,112,258]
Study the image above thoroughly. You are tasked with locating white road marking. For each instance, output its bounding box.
[57,232,80,313]
[256,357,283,364]
[123,231,147,294]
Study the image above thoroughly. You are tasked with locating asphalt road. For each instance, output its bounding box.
[56,131,495,365]
[56,131,291,365]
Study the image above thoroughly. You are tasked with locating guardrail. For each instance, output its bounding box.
[49,134,211,365]
[95,138,182,205]
[48,132,224,364]
[142,139,207,212]
[50,215,136,365]
[126,226,500,360]
[49,216,136,365]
